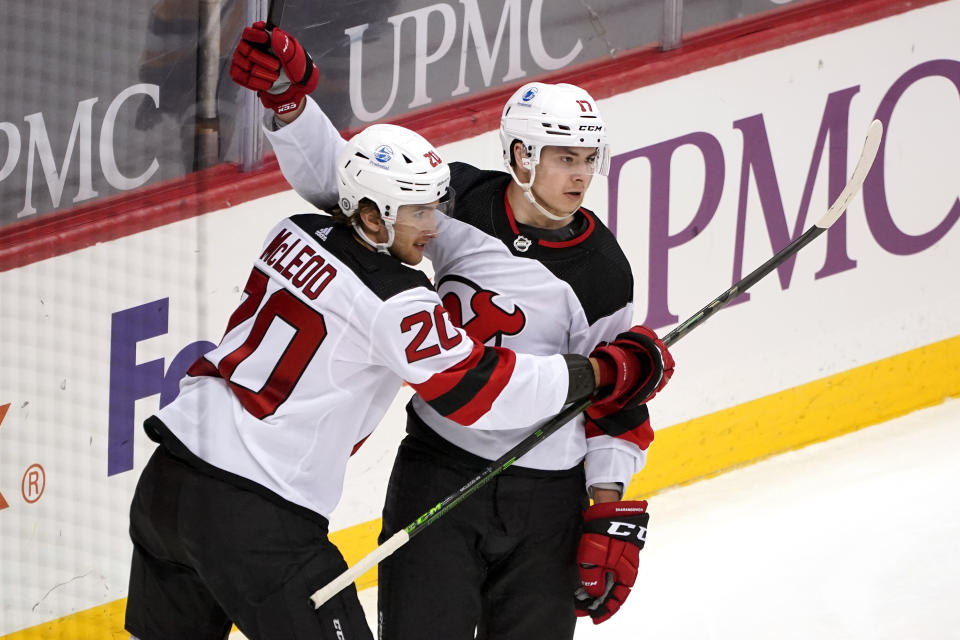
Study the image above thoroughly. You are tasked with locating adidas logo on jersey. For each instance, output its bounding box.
[315,226,333,241]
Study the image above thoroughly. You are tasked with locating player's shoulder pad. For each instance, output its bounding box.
[579,208,632,269]
[561,207,635,320]
[449,162,511,217]
[290,213,434,301]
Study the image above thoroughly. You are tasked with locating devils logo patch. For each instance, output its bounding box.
[438,275,526,346]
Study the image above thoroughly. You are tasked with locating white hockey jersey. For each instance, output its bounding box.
[155,213,570,519]
[265,97,651,492]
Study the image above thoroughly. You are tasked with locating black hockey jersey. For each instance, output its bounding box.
[412,165,652,484]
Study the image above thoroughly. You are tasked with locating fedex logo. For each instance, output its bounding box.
[107,298,215,475]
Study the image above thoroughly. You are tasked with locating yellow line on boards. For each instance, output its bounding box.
[3,334,958,639]
[627,333,960,499]
[0,601,129,640]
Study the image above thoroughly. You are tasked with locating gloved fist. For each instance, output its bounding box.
[574,500,648,624]
[588,326,674,421]
[229,21,318,114]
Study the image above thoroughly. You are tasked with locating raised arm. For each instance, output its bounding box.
[230,21,346,209]
[264,98,346,209]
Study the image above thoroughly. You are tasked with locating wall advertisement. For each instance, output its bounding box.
[1,2,958,634]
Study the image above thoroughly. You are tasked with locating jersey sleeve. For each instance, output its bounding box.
[371,287,570,429]
[569,302,654,492]
[263,96,345,210]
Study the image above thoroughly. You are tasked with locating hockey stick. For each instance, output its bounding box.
[263,0,292,94]
[309,119,884,609]
[266,0,285,29]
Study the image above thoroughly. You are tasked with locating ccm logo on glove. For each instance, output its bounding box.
[575,500,649,624]
[605,520,647,541]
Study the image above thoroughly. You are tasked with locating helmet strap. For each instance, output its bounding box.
[352,218,395,254]
[506,162,576,223]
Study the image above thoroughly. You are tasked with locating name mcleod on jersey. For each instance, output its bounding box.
[259,226,338,299]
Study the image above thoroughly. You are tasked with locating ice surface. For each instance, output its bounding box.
[233,398,960,639]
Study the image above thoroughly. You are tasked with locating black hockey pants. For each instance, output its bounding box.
[126,437,372,640]
[377,414,588,640]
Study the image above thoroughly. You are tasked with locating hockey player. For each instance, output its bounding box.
[124,120,666,640]
[124,119,665,640]
[229,22,675,638]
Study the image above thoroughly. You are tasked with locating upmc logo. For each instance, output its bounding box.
[107,298,214,476]
[345,0,581,122]
[1,83,160,220]
[607,58,960,330]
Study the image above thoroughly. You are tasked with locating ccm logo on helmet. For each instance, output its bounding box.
[579,125,603,131]
[607,521,647,542]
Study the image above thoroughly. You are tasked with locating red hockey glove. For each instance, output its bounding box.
[588,326,674,423]
[229,21,318,114]
[574,500,649,624]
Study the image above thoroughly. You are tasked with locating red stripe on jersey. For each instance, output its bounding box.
[539,210,596,248]
[187,356,220,378]
[584,415,655,450]
[445,347,517,426]
[502,192,596,248]
[504,191,522,236]
[410,339,486,401]
[351,435,369,456]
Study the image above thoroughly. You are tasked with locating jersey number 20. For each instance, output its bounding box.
[194,268,327,419]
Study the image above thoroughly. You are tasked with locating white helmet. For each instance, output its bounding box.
[499,82,610,175]
[499,82,610,221]
[337,123,451,252]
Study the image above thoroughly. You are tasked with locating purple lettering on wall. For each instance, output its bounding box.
[608,132,725,328]
[607,56,957,335]
[732,86,860,304]
[865,59,960,254]
[108,300,167,476]
[811,88,862,281]
[108,299,215,475]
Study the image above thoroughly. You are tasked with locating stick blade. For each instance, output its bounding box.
[816,119,884,229]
